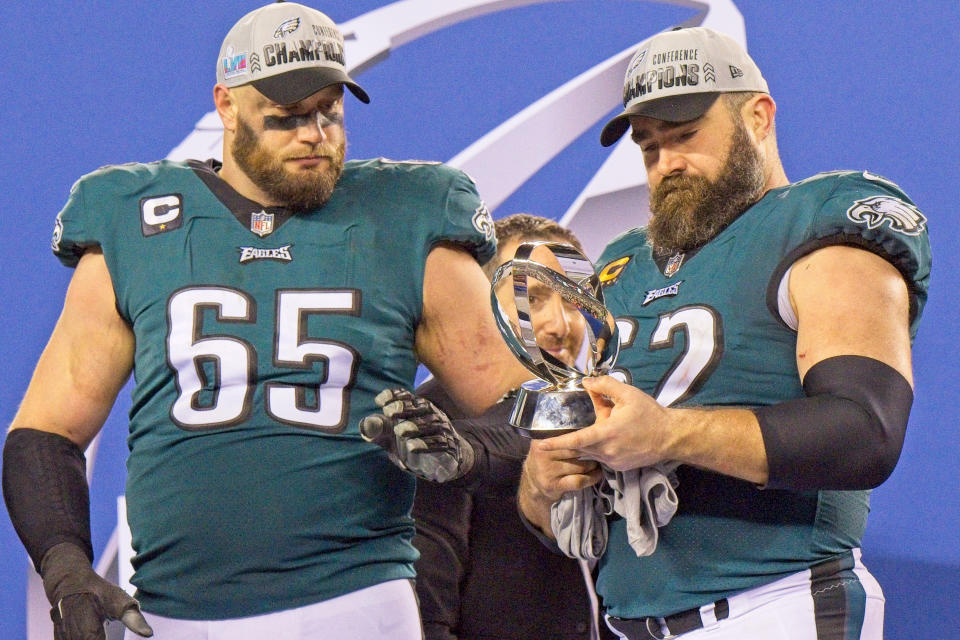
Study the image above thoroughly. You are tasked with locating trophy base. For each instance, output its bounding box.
[509,379,596,439]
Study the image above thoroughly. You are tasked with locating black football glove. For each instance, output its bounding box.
[40,543,153,640]
[359,388,475,482]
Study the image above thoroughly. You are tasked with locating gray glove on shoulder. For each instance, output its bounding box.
[40,542,153,639]
[359,388,475,483]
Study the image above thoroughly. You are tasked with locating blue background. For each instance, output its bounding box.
[1,1,957,637]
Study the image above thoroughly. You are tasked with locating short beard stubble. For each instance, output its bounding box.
[646,117,767,255]
[232,117,345,212]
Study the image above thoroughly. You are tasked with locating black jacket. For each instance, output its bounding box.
[413,378,615,640]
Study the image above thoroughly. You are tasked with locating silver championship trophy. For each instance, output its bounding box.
[491,241,619,438]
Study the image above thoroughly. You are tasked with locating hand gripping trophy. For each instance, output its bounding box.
[491,241,619,438]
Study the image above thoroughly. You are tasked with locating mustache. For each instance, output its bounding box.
[656,174,702,195]
[287,143,343,159]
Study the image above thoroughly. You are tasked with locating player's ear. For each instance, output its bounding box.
[745,93,776,143]
[214,84,240,132]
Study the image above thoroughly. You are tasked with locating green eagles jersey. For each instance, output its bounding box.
[52,157,496,619]
[594,171,930,618]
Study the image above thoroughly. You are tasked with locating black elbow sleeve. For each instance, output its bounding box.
[754,355,913,491]
[2,429,94,571]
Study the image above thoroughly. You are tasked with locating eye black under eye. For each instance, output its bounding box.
[262,114,312,131]
[318,109,344,127]
[262,109,344,131]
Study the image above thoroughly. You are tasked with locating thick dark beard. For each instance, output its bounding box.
[646,120,766,255]
[231,117,345,212]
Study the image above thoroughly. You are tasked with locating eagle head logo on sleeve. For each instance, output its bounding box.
[846,196,927,236]
[51,211,64,252]
[472,202,495,243]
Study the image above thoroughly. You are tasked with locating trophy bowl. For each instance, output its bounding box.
[491,241,619,438]
[509,379,597,438]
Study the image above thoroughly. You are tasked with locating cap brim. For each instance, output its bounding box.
[251,67,370,105]
[599,92,721,147]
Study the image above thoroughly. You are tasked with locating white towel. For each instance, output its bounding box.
[551,480,610,560]
[552,462,680,559]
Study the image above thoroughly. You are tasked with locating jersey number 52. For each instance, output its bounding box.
[612,305,722,407]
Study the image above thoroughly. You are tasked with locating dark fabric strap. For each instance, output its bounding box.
[607,598,729,639]
[607,552,860,639]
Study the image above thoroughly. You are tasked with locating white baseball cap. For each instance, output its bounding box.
[600,27,767,147]
[216,1,369,105]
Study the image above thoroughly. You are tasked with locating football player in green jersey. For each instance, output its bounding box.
[518,27,930,639]
[2,3,527,640]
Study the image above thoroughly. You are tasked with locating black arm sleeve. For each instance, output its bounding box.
[755,355,913,491]
[417,378,527,491]
[2,429,94,571]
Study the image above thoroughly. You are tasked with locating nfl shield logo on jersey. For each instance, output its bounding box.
[664,252,685,277]
[251,211,274,237]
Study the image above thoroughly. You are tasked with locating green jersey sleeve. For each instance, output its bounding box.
[775,170,931,332]
[430,165,497,266]
[52,172,102,267]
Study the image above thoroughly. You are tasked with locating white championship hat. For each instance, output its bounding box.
[216,1,369,105]
[600,26,767,146]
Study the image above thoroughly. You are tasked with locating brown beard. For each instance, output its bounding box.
[231,116,345,212]
[646,119,766,254]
